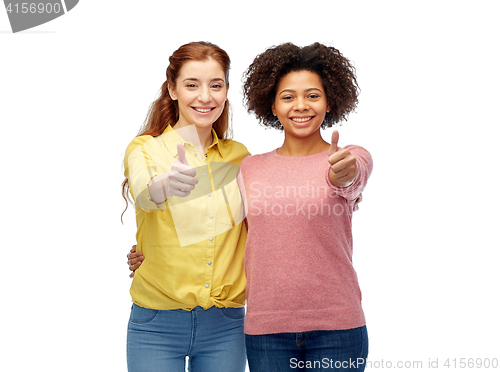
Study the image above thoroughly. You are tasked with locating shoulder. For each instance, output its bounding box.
[344,145,370,155]
[219,139,252,165]
[344,145,372,163]
[240,150,275,169]
[125,135,154,154]
[124,135,164,164]
[220,139,251,156]
[344,144,370,154]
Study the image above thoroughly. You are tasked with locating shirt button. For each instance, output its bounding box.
[207,193,211,197]
[205,284,209,288]
[203,173,207,176]
[209,237,213,241]
[209,215,213,219]
[208,261,212,265]
[194,153,198,156]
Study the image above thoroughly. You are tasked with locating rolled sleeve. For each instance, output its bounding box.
[124,136,166,211]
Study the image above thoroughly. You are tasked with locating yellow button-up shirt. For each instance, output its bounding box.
[124,125,250,310]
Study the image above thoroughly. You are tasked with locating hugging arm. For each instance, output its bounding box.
[127,245,144,278]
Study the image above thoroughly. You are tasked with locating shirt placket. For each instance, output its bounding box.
[202,150,216,307]
[181,142,213,307]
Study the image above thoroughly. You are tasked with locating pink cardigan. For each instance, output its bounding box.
[240,146,373,335]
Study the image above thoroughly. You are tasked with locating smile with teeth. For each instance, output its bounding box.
[291,116,313,122]
[192,107,214,113]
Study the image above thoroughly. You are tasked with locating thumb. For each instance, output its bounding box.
[328,130,339,156]
[176,142,188,165]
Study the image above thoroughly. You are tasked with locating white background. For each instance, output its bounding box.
[1,1,499,371]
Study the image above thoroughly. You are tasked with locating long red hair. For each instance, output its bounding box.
[121,42,232,221]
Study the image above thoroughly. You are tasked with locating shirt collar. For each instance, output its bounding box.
[160,125,225,158]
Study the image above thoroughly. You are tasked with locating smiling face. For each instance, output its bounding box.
[168,58,227,130]
[272,70,330,139]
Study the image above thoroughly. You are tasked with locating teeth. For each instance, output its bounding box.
[291,117,312,122]
[194,108,212,113]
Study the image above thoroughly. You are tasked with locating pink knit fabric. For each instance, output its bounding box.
[240,146,373,335]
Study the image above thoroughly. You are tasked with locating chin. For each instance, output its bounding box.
[287,127,315,137]
[193,119,217,129]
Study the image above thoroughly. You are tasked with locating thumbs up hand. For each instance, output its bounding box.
[328,130,357,187]
[148,142,199,203]
[167,142,199,197]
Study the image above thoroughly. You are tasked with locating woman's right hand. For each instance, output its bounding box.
[148,143,199,203]
[127,245,144,278]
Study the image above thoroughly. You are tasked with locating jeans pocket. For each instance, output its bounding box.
[360,325,369,359]
[129,304,159,325]
[221,307,245,320]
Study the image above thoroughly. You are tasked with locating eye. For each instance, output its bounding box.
[186,83,197,88]
[211,84,223,89]
[308,94,320,99]
[282,95,293,101]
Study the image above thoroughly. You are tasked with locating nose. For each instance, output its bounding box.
[294,97,309,111]
[198,86,212,103]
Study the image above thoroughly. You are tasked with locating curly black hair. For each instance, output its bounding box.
[243,42,359,130]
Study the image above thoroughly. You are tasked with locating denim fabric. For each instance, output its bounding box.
[246,326,368,371]
[127,304,246,372]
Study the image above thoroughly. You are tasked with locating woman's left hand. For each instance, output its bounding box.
[328,130,357,187]
[127,245,144,278]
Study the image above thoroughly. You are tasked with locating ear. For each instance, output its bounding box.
[168,84,177,101]
[272,103,276,116]
[326,103,331,113]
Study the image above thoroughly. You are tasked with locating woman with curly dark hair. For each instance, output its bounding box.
[240,42,373,371]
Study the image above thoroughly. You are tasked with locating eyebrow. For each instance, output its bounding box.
[183,77,225,83]
[278,87,323,95]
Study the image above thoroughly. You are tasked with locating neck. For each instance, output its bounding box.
[277,130,329,156]
[195,125,214,154]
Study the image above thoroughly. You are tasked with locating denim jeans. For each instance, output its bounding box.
[127,304,246,372]
[246,326,368,372]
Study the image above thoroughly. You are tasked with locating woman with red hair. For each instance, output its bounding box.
[122,41,248,372]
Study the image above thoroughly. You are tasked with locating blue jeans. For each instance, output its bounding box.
[127,304,246,372]
[246,326,368,371]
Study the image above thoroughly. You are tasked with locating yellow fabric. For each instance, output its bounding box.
[124,125,250,310]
